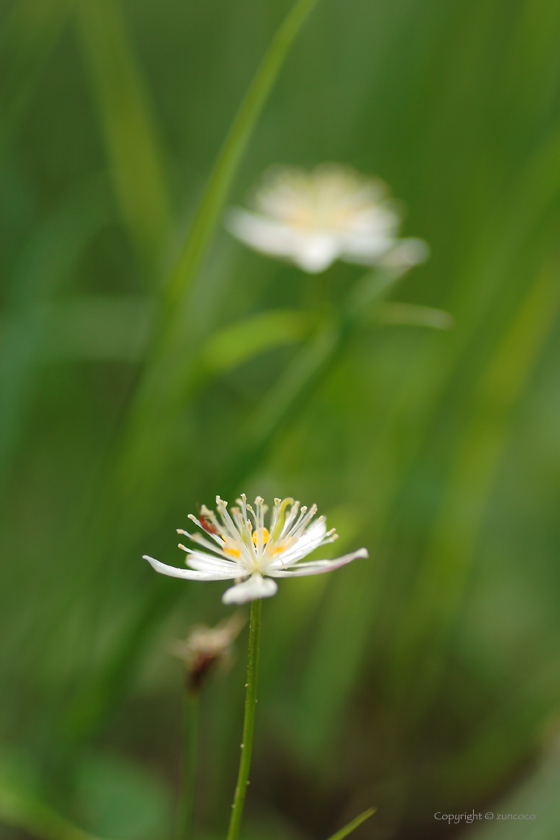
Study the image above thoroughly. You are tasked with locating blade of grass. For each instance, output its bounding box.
[160,0,320,316]
[100,0,322,498]
[427,654,560,809]
[63,0,322,741]
[0,780,105,840]
[198,308,315,376]
[0,0,71,155]
[374,302,454,330]
[325,807,376,840]
[295,114,560,760]
[0,177,111,483]
[392,256,560,723]
[73,0,172,270]
[100,0,323,519]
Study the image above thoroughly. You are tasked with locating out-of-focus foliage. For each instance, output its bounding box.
[1,0,560,839]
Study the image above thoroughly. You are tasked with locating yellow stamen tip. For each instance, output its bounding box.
[252,527,270,545]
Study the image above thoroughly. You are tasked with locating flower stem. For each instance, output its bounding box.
[227,599,262,840]
[175,687,200,840]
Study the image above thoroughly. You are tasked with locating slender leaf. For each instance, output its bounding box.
[325,807,376,840]
[392,257,560,720]
[374,302,454,330]
[161,0,320,315]
[63,0,322,741]
[199,308,314,375]
[0,0,71,154]
[0,782,104,840]
[0,178,111,480]
[74,0,172,269]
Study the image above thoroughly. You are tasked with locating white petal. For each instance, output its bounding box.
[380,237,430,268]
[226,210,340,273]
[267,520,329,569]
[293,236,340,273]
[339,234,394,265]
[267,548,368,577]
[225,209,299,257]
[143,555,240,581]
[222,573,278,604]
[186,551,246,575]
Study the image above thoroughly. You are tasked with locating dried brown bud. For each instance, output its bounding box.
[170,612,246,693]
[198,514,218,534]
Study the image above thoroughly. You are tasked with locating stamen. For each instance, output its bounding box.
[270,497,294,543]
[223,537,241,558]
[252,527,270,546]
[254,498,264,558]
[282,500,300,535]
[192,511,219,534]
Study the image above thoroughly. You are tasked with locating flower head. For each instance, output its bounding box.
[144,495,368,604]
[226,163,427,273]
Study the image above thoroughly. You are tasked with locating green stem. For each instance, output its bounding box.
[227,599,262,840]
[175,688,200,840]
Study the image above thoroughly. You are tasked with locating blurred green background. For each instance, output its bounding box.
[2,0,560,838]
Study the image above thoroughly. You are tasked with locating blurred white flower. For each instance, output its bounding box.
[144,495,368,604]
[226,164,427,273]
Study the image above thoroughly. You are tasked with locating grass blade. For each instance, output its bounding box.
[74,0,172,269]
[108,0,322,488]
[0,178,111,481]
[162,0,320,315]
[325,807,376,840]
[298,115,560,758]
[0,779,104,840]
[0,0,71,155]
[63,0,322,741]
[107,0,323,490]
[392,257,560,721]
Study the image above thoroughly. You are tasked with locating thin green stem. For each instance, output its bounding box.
[175,688,200,840]
[227,599,262,840]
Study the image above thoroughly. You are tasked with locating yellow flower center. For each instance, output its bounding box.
[272,539,292,555]
[222,537,241,558]
[252,527,270,546]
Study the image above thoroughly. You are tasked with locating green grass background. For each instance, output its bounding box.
[2,0,560,838]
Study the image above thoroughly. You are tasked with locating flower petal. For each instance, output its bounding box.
[379,237,430,268]
[222,573,278,604]
[225,209,299,258]
[267,548,368,577]
[143,555,240,581]
[185,550,246,575]
[268,518,329,568]
[292,236,340,273]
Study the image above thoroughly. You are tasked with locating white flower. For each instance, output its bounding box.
[144,495,368,604]
[225,163,428,273]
